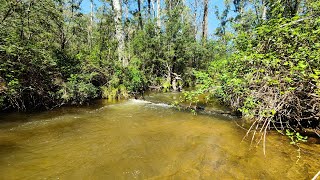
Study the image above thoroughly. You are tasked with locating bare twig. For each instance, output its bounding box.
[280,16,313,28]
[312,171,320,180]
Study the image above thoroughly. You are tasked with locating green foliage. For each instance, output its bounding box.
[0,0,219,111]
[0,95,4,109]
[101,86,118,100]
[286,129,308,162]
[59,74,99,104]
[190,109,197,116]
[188,0,320,147]
[123,59,147,92]
[286,130,308,145]
[162,81,171,92]
[238,96,259,119]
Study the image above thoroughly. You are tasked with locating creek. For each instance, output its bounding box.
[0,92,319,179]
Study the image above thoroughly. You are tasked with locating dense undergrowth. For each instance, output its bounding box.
[188,1,320,141]
[0,0,214,111]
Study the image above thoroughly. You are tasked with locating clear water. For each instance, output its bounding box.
[0,93,319,179]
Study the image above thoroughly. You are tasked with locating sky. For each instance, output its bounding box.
[80,0,235,38]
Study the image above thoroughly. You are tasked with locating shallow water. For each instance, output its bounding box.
[0,93,319,179]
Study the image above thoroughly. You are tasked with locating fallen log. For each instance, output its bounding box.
[148,86,162,91]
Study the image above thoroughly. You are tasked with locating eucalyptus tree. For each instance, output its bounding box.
[88,0,94,48]
[137,0,143,29]
[111,0,127,67]
[202,0,208,41]
[157,0,161,29]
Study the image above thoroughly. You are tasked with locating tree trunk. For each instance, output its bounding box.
[88,0,93,48]
[172,78,177,91]
[152,0,155,18]
[124,0,129,20]
[137,0,143,29]
[202,0,208,41]
[58,1,66,50]
[157,0,161,29]
[148,0,151,17]
[166,63,171,85]
[193,0,198,39]
[112,0,128,67]
[262,0,267,20]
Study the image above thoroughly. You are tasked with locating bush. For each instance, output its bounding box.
[59,74,99,104]
[201,13,320,135]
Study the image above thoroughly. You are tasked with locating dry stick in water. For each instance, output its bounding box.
[241,120,257,143]
[312,171,320,180]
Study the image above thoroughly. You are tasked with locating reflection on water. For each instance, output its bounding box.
[0,93,319,179]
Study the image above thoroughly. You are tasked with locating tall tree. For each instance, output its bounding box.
[262,0,267,20]
[88,0,94,48]
[157,0,161,28]
[137,0,143,29]
[202,0,208,41]
[193,0,199,39]
[148,0,151,17]
[152,0,156,18]
[112,0,127,67]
